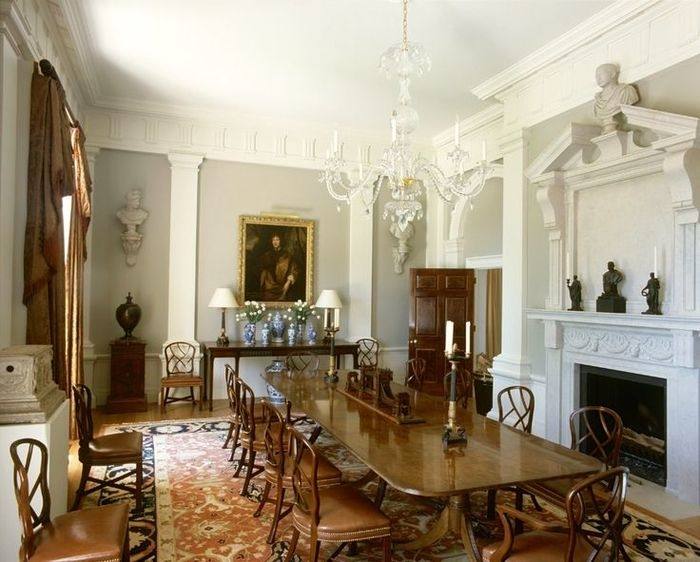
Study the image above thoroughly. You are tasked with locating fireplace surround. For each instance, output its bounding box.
[528,309,700,503]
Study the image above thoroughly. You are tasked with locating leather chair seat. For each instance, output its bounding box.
[265,449,341,487]
[30,503,129,562]
[482,531,597,562]
[161,374,202,385]
[292,484,391,542]
[87,431,143,462]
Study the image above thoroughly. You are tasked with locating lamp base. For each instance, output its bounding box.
[216,331,230,346]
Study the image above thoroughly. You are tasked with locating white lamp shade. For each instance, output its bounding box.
[315,289,342,309]
[208,287,239,308]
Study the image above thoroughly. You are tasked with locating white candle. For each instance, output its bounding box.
[391,118,397,143]
[357,147,363,177]
[653,246,658,276]
[444,321,454,354]
[465,321,471,354]
[454,116,460,147]
[482,140,487,161]
[333,130,339,153]
[566,252,571,280]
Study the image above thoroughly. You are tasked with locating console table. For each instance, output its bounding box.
[199,340,360,411]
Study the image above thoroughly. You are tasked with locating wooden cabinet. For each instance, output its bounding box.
[409,268,475,395]
[106,338,147,413]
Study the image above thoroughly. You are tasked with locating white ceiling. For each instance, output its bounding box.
[67,0,612,136]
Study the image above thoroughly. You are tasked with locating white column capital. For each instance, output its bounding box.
[167,152,204,170]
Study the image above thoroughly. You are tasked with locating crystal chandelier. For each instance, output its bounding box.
[320,0,495,232]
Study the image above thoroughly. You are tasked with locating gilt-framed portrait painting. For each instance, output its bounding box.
[238,215,314,307]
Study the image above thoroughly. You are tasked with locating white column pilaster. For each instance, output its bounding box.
[165,152,204,345]
[347,193,373,340]
[489,128,531,415]
[443,238,465,268]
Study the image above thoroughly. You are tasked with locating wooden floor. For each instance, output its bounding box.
[68,400,700,542]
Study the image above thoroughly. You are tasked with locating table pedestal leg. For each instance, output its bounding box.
[398,494,482,562]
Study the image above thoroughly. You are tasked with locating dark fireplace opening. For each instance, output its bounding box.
[579,365,666,486]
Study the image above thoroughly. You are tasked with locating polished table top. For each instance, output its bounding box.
[200,339,360,352]
[262,370,602,498]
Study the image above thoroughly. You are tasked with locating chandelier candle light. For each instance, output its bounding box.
[443,320,470,447]
[321,0,496,233]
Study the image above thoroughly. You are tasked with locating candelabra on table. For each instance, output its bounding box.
[443,345,468,448]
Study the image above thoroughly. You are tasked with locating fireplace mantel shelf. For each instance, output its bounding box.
[527,308,700,332]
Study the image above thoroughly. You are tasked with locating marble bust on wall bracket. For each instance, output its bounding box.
[117,189,149,266]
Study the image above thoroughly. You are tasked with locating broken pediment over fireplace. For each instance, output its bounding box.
[526,105,700,315]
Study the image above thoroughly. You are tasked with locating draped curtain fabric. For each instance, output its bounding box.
[485,268,502,360]
[23,65,75,389]
[66,126,92,435]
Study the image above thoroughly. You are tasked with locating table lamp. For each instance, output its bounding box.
[208,288,239,346]
[315,289,342,381]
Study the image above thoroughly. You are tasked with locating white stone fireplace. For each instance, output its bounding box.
[528,310,700,502]
[525,104,700,502]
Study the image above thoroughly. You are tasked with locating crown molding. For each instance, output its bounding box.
[471,0,662,100]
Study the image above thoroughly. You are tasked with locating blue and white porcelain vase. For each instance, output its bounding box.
[271,311,285,343]
[306,324,317,344]
[260,323,271,345]
[286,322,297,345]
[265,382,285,404]
[243,322,256,345]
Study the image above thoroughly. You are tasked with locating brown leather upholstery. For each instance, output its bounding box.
[10,438,130,562]
[87,432,143,461]
[285,427,391,561]
[292,484,391,542]
[482,531,596,562]
[72,384,143,511]
[30,503,130,562]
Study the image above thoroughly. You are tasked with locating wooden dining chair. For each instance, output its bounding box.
[356,337,379,370]
[405,357,426,390]
[285,427,392,562]
[285,353,320,375]
[519,405,624,510]
[487,386,536,519]
[482,466,630,562]
[254,400,342,544]
[233,376,272,496]
[72,384,143,511]
[224,364,265,453]
[160,341,203,411]
[11,438,131,562]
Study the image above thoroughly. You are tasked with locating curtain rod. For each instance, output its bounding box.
[38,58,80,129]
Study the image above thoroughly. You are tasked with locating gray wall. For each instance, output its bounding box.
[462,177,503,258]
[90,150,171,354]
[371,186,427,349]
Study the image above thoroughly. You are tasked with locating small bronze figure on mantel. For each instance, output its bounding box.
[566,275,583,311]
[641,272,662,315]
[596,261,626,313]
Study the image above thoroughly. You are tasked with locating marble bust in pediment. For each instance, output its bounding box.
[593,63,639,134]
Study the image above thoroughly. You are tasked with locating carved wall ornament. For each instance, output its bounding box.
[563,327,673,364]
[117,189,149,266]
[390,220,414,274]
[593,63,639,134]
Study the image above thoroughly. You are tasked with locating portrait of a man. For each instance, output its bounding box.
[238,215,314,306]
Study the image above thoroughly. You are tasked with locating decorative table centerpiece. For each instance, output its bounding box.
[236,301,266,345]
[283,300,319,343]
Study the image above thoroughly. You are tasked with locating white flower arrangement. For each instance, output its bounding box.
[236,300,266,323]
[282,300,320,324]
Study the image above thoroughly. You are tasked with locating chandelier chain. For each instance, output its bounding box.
[402,0,409,51]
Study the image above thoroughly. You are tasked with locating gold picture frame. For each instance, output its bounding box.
[238,215,314,307]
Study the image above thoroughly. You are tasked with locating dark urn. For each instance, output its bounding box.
[116,292,141,339]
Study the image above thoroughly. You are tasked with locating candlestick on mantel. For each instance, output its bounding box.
[444,321,454,354]
[566,252,571,280]
[465,321,471,355]
[653,246,658,276]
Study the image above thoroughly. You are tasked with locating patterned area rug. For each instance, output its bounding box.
[82,418,700,561]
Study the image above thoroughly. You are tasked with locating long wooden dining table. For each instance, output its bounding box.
[261,370,602,561]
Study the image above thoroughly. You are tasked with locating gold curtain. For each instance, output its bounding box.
[65,126,92,436]
[485,268,502,359]
[23,64,75,389]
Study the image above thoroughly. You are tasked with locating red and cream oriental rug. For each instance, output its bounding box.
[83,418,700,561]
